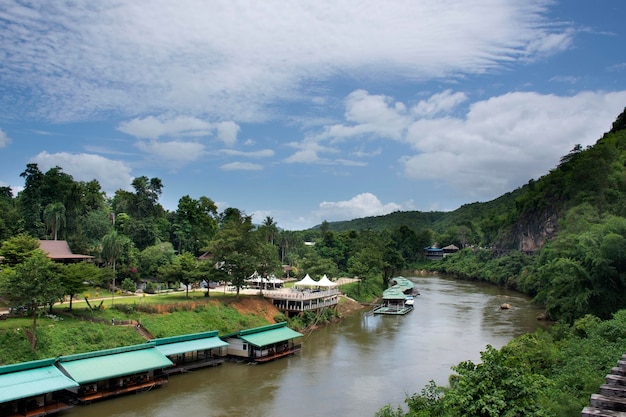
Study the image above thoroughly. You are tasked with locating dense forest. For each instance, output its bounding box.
[1,109,626,416]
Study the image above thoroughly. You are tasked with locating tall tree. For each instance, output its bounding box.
[18,163,45,236]
[0,251,63,350]
[173,195,218,254]
[101,231,129,294]
[43,202,66,240]
[261,216,278,245]
[205,211,259,298]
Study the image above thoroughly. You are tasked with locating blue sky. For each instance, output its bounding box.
[1,0,625,231]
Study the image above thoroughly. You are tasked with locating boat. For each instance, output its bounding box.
[405,295,414,306]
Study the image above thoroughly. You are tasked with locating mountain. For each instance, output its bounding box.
[322,107,626,251]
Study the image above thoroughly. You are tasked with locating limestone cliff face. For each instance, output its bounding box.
[498,208,560,251]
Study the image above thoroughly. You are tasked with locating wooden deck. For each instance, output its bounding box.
[6,401,73,417]
[251,345,302,363]
[372,305,414,315]
[164,358,224,375]
[77,377,168,403]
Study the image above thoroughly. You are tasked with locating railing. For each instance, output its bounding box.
[263,288,340,301]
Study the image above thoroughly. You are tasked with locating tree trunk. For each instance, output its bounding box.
[31,313,37,351]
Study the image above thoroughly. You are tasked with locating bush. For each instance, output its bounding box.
[121,278,136,293]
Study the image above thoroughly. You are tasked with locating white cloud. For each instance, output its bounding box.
[118,115,242,143]
[30,151,133,194]
[0,129,11,148]
[315,192,409,222]
[1,1,571,122]
[401,90,626,200]
[220,162,263,171]
[305,88,626,204]
[411,90,468,118]
[217,149,274,158]
[216,121,240,147]
[135,140,206,164]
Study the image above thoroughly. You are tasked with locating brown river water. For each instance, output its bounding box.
[63,275,547,417]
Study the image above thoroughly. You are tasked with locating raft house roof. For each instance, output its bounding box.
[388,276,414,293]
[153,331,228,356]
[225,322,303,348]
[0,358,79,403]
[57,343,172,384]
[382,287,409,300]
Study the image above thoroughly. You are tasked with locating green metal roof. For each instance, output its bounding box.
[0,359,78,403]
[389,276,414,292]
[237,322,303,348]
[58,343,172,384]
[382,287,407,300]
[154,331,228,356]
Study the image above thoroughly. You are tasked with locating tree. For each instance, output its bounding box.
[139,242,176,281]
[0,251,63,350]
[0,234,41,267]
[173,195,218,254]
[62,262,102,310]
[43,202,66,240]
[205,211,259,298]
[101,230,127,294]
[261,216,278,245]
[18,163,45,236]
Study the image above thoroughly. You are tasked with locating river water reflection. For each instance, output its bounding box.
[65,275,547,417]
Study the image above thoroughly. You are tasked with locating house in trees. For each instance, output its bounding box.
[442,244,460,255]
[424,246,444,260]
[38,240,93,264]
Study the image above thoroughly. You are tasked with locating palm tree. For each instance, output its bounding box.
[43,202,66,240]
[262,216,278,245]
[102,230,124,301]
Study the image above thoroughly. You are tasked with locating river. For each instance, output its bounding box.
[64,275,547,417]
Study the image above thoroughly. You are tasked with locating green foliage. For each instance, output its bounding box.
[121,277,136,292]
[0,234,41,267]
[381,310,626,417]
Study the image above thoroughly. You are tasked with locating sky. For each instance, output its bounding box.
[1,1,625,231]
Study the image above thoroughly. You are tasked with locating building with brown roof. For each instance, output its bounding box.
[38,240,93,263]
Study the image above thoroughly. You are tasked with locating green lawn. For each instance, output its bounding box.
[0,290,271,365]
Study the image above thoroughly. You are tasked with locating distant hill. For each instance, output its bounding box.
[319,107,626,251]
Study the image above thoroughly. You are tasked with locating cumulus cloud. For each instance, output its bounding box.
[220,162,263,171]
[412,90,469,118]
[118,116,213,139]
[0,1,571,122]
[134,140,206,164]
[30,151,133,194]
[0,129,11,148]
[216,121,240,147]
[312,89,626,202]
[315,192,409,222]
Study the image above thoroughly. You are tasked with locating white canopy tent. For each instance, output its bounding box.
[317,274,337,287]
[293,273,319,288]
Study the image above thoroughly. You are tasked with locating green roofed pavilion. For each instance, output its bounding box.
[57,343,172,384]
[154,331,228,356]
[0,358,79,403]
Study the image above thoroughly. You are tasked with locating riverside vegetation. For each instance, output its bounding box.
[1,109,626,416]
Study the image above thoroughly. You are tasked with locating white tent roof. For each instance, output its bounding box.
[294,273,318,288]
[317,274,337,287]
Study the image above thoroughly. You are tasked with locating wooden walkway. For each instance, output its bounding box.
[582,354,626,416]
